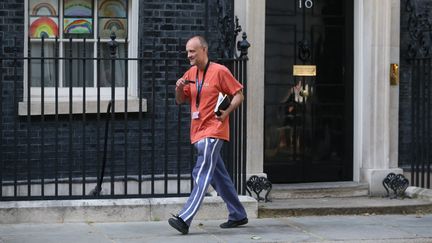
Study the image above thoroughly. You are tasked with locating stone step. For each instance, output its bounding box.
[0,196,257,224]
[258,197,432,218]
[268,181,369,199]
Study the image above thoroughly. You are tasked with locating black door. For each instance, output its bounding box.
[264,0,353,183]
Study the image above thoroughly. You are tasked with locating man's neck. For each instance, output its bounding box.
[196,57,209,71]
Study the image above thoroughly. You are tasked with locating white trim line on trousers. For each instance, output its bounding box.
[182,138,219,222]
[179,139,208,219]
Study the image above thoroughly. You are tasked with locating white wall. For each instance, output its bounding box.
[354,0,402,195]
[234,0,266,177]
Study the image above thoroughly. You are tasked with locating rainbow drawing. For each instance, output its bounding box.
[29,17,59,38]
[30,0,58,16]
[64,0,92,17]
[64,18,92,34]
[98,0,127,17]
[99,18,127,38]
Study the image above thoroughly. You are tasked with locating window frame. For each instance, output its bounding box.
[23,0,139,104]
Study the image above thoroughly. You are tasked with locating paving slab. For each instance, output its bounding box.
[0,223,106,243]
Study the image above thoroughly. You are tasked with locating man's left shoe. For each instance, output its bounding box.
[168,215,189,234]
[220,217,248,228]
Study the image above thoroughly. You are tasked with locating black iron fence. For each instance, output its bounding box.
[0,34,249,201]
[408,58,432,189]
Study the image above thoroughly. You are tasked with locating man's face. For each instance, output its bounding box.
[186,38,207,67]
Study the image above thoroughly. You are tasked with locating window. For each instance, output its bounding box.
[22,0,140,114]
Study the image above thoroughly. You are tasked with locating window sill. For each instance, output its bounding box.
[18,98,147,116]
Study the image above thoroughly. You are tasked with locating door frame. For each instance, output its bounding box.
[235,0,400,190]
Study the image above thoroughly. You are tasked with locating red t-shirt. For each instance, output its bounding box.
[181,62,243,144]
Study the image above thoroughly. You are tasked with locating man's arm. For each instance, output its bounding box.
[215,90,244,121]
[175,78,188,104]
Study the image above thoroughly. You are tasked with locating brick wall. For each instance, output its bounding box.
[399,1,411,167]
[399,0,432,168]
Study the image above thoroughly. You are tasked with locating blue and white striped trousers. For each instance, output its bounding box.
[179,138,247,226]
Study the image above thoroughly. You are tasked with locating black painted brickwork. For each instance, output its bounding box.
[399,0,412,168]
[399,0,427,168]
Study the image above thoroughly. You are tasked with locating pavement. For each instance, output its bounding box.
[1,214,432,243]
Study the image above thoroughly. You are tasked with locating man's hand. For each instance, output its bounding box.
[175,78,188,104]
[176,78,187,90]
[215,91,244,122]
[215,109,229,121]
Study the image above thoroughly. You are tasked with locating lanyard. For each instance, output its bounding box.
[195,60,210,109]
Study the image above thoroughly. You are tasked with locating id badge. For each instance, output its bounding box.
[192,111,200,119]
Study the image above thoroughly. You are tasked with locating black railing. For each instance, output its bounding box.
[0,34,249,201]
[408,58,432,189]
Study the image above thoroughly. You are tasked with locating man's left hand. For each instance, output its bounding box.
[215,90,244,122]
[215,109,229,121]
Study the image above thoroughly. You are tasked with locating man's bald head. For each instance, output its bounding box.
[186,35,209,70]
[188,36,208,49]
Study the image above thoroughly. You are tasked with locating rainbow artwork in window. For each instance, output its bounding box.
[98,0,127,18]
[64,18,92,35]
[99,18,127,38]
[29,16,59,38]
[64,0,92,17]
[29,0,58,16]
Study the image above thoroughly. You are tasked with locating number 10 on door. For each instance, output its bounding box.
[299,0,313,9]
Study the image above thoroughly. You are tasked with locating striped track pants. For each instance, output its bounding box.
[179,138,247,226]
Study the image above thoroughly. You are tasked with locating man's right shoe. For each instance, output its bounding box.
[168,215,189,235]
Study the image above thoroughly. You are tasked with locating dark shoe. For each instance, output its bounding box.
[168,215,189,234]
[220,217,248,228]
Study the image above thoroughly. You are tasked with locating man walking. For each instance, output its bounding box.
[168,36,248,235]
